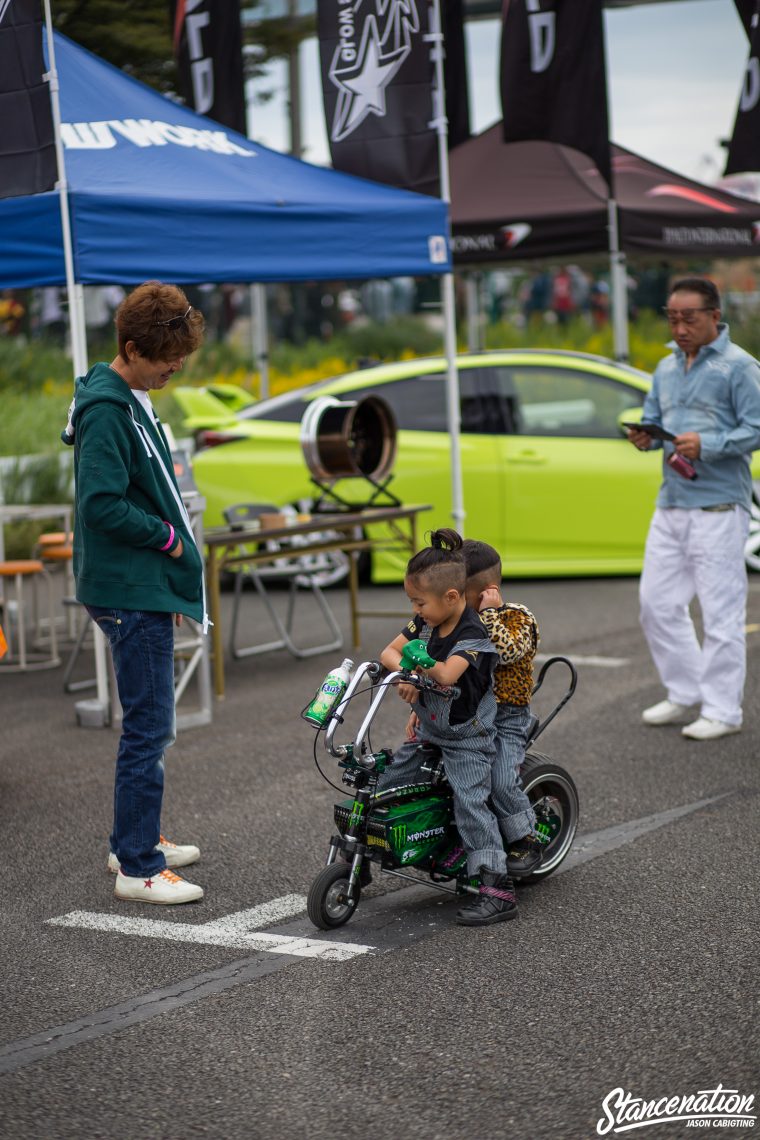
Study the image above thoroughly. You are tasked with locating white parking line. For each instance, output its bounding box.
[8,792,733,1079]
[48,895,374,961]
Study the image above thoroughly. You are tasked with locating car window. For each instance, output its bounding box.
[335,368,519,434]
[509,366,645,438]
[340,375,447,431]
[246,394,309,423]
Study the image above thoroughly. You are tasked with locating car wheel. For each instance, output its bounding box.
[745,495,760,572]
[293,540,350,589]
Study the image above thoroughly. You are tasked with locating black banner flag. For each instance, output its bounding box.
[725,1,760,175]
[0,0,55,200]
[317,0,439,195]
[444,0,470,152]
[733,0,755,37]
[500,0,611,190]
[171,0,246,135]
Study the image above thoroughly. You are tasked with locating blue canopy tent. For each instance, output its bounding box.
[0,33,450,289]
[0,30,453,718]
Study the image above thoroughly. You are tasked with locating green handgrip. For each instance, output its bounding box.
[400,638,436,671]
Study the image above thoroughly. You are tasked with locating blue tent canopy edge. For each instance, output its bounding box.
[0,33,451,287]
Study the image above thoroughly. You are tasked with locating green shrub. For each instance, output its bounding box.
[2,310,756,460]
[0,453,73,557]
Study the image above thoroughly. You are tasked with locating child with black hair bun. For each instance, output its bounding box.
[378,528,518,926]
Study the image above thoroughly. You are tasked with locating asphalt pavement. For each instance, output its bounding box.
[0,574,758,1140]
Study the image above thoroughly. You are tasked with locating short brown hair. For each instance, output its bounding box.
[115,281,205,361]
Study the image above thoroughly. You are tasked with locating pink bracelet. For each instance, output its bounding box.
[159,522,175,552]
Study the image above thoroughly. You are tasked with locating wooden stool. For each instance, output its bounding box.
[0,560,61,671]
[36,531,73,549]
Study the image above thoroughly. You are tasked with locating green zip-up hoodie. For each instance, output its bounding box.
[62,362,204,621]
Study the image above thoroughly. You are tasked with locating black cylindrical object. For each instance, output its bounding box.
[300,395,397,482]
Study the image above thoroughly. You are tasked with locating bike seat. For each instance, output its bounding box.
[413,741,442,759]
[412,741,446,785]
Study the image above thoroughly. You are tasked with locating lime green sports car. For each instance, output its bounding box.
[182,350,673,581]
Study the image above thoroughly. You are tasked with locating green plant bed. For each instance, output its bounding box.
[0,453,74,558]
[4,311,754,461]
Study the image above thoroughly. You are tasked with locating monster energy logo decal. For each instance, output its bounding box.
[389,823,406,848]
[348,801,365,829]
[536,821,553,845]
[406,826,445,843]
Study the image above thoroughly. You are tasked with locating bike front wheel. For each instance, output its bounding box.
[307,862,361,929]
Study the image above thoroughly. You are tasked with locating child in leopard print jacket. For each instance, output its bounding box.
[462,539,543,877]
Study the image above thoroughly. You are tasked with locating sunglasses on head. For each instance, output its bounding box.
[156,304,192,329]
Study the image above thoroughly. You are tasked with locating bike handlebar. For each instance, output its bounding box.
[322,660,459,759]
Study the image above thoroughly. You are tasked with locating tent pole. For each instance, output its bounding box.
[42,0,88,381]
[465,272,481,352]
[429,0,464,534]
[250,284,269,400]
[607,197,630,363]
[44,4,106,711]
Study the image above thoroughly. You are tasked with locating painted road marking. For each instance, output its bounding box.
[47,894,374,961]
[553,793,730,875]
[0,792,732,1077]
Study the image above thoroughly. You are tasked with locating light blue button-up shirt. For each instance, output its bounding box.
[641,324,760,511]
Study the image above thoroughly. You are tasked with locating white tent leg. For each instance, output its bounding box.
[43,0,88,381]
[608,197,630,363]
[428,0,464,534]
[465,272,483,353]
[251,284,269,401]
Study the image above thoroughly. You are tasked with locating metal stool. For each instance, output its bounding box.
[35,532,75,639]
[61,597,96,692]
[0,560,61,671]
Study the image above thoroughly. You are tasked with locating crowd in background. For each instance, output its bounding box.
[0,263,757,352]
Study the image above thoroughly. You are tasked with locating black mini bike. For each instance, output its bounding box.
[306,651,579,930]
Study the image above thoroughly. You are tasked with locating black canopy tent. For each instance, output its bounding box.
[449,125,760,264]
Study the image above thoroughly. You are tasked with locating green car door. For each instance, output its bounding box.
[495,361,660,574]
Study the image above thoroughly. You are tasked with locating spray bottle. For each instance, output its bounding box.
[304,658,354,727]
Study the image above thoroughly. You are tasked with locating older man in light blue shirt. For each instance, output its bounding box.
[628,277,760,741]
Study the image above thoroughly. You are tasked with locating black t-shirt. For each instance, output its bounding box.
[402,608,495,724]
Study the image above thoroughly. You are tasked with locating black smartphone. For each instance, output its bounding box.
[621,421,676,442]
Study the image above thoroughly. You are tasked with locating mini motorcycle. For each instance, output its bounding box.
[305,645,579,930]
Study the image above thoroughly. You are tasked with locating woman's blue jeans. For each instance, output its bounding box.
[86,606,176,877]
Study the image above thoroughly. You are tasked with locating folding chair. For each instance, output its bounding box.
[223,503,344,660]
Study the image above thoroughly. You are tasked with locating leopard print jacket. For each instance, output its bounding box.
[479,603,539,707]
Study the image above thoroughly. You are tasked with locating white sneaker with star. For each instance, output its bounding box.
[114,867,204,904]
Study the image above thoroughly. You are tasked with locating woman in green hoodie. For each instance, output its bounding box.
[64,282,207,905]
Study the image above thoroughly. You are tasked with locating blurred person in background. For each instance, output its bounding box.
[627,277,760,742]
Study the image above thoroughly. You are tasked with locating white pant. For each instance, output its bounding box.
[639,507,749,726]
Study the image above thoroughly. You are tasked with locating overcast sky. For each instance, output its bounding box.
[247,0,748,185]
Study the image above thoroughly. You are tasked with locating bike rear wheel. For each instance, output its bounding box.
[519,750,579,883]
[307,862,361,929]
